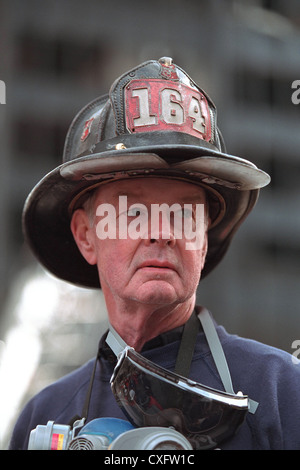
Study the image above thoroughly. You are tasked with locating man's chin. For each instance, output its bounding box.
[130,279,182,305]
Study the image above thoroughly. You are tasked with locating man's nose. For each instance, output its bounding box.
[144,212,177,247]
[147,232,176,247]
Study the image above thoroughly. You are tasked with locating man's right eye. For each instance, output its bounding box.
[128,208,139,217]
[127,207,143,217]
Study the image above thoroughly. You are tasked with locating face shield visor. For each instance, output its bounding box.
[106,309,255,450]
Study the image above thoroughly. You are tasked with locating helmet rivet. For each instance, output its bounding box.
[159,57,173,66]
[115,143,126,150]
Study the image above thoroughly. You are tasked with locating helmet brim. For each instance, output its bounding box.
[22,144,269,288]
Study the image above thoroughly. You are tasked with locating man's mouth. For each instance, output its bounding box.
[138,260,177,272]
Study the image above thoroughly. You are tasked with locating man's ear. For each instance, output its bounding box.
[200,231,208,271]
[70,209,97,265]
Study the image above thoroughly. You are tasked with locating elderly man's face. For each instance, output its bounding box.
[72,178,208,309]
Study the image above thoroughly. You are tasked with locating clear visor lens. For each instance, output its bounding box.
[110,347,248,449]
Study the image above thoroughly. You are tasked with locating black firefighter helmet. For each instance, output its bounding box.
[22,57,270,288]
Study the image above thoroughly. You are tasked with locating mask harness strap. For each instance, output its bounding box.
[174,309,200,378]
[68,350,100,427]
[69,324,128,426]
[196,307,258,414]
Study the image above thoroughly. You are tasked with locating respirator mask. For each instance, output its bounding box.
[28,417,192,450]
[28,308,257,450]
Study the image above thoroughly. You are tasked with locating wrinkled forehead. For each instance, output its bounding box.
[91,177,208,205]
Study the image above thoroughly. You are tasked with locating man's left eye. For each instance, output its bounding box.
[127,207,143,217]
[179,208,193,218]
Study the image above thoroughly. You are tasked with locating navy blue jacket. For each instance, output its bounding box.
[9,313,300,450]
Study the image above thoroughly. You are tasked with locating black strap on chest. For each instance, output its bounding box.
[174,308,200,377]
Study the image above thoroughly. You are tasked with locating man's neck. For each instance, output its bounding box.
[105,296,196,351]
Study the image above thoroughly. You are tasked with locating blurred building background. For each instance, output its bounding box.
[0,0,300,448]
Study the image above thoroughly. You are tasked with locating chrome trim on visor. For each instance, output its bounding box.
[106,328,249,450]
